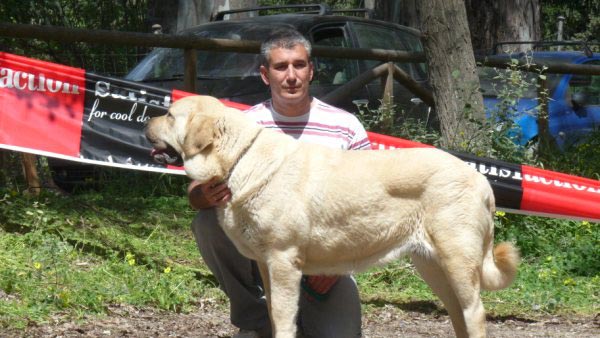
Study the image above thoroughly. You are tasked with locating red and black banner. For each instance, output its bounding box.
[1,52,599,222]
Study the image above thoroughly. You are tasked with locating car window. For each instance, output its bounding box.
[127,22,294,81]
[350,22,426,81]
[311,25,357,85]
[568,60,600,106]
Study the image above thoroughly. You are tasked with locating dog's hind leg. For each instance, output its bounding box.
[257,262,273,335]
[445,260,486,338]
[411,254,469,337]
[417,238,488,338]
[264,251,303,338]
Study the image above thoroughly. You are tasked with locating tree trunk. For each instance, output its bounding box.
[416,0,487,152]
[465,0,541,54]
[367,0,541,54]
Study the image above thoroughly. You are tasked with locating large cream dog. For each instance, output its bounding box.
[145,95,519,338]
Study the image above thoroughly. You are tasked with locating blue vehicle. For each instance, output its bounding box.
[479,49,600,148]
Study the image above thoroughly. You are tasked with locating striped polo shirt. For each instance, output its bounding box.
[244,98,371,150]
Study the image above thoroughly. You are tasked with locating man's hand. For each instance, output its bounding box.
[188,178,232,209]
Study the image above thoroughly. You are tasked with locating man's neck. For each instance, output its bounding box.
[272,97,314,117]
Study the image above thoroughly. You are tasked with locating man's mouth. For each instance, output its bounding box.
[150,145,183,167]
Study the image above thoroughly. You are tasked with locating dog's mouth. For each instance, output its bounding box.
[150,144,184,167]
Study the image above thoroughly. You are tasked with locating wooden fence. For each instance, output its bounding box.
[1,22,599,193]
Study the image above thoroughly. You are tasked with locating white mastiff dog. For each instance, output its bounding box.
[145,95,519,338]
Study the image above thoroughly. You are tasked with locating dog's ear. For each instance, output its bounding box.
[182,113,217,158]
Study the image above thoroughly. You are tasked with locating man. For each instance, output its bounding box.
[188,29,370,338]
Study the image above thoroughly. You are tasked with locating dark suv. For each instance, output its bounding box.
[124,4,428,115]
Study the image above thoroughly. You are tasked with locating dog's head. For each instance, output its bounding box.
[145,95,254,183]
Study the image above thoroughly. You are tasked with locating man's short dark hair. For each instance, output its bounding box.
[260,28,312,66]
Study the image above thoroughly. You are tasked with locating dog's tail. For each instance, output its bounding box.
[481,242,520,291]
[478,180,520,291]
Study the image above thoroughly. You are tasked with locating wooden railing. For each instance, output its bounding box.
[1,22,599,193]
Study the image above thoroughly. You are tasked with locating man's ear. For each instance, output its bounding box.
[183,113,216,158]
[260,65,270,86]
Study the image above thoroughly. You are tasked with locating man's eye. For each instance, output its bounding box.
[294,63,307,69]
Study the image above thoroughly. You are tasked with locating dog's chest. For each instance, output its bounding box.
[216,207,263,259]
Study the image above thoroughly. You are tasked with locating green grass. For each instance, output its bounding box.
[0,174,598,329]
[0,180,225,329]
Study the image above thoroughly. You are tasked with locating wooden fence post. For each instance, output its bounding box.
[382,62,394,106]
[536,75,554,158]
[184,48,197,93]
[21,153,41,195]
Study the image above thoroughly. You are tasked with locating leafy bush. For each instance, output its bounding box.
[355,100,441,147]
[495,212,599,277]
[544,129,600,180]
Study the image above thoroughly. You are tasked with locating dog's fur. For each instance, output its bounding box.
[146,95,519,338]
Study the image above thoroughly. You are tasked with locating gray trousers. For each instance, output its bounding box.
[191,209,362,338]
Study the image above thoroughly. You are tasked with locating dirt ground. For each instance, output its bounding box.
[4,300,599,338]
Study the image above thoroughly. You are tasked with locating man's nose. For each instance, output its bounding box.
[285,65,297,81]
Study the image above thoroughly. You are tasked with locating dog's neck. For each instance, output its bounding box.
[223,128,263,182]
[224,127,298,208]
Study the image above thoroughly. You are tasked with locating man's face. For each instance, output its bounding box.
[260,44,314,106]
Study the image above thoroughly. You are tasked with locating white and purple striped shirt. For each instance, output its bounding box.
[244,98,371,150]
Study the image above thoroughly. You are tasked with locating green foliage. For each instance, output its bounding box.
[0,0,150,76]
[495,213,599,277]
[541,0,599,45]
[475,57,550,164]
[545,129,600,180]
[355,100,441,147]
[92,168,191,197]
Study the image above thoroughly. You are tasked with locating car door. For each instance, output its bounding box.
[348,21,430,121]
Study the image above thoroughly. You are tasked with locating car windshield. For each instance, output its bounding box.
[126,22,284,81]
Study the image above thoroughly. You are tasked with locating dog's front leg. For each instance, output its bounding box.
[264,252,303,338]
